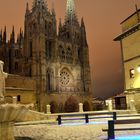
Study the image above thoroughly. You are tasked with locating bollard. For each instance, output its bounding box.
[13,96,17,104]
[113,112,117,120]
[79,103,83,112]
[85,114,89,123]
[46,105,51,114]
[108,120,115,140]
[58,115,62,125]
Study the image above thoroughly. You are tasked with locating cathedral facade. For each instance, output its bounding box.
[0,0,92,112]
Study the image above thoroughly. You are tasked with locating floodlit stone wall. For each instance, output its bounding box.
[5,74,36,104]
[118,10,140,112]
[121,12,139,32]
[6,74,36,90]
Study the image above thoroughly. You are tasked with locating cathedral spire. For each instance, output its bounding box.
[0,29,2,45]
[59,18,62,28]
[65,0,78,25]
[3,26,6,46]
[20,28,23,37]
[51,0,55,16]
[10,26,15,48]
[17,28,23,47]
[32,0,47,9]
[81,18,88,47]
[12,26,15,35]
[25,2,30,15]
[58,18,62,36]
[0,29,2,35]
[26,2,29,11]
[81,17,85,27]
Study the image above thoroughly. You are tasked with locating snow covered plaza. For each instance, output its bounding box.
[14,114,140,140]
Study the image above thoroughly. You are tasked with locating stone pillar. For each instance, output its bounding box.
[0,61,8,101]
[46,104,51,114]
[130,99,136,111]
[106,100,113,111]
[0,61,4,99]
[0,104,28,140]
[79,103,83,112]
[34,104,38,111]
[0,122,15,140]
[13,96,17,104]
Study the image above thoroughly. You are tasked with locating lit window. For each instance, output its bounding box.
[130,69,135,78]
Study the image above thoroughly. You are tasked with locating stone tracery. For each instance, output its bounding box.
[60,69,70,86]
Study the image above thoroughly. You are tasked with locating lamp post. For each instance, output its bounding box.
[137,65,140,73]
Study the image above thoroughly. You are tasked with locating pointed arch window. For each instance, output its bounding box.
[29,41,32,57]
[15,50,19,57]
[47,69,54,91]
[29,66,32,77]
[47,73,51,90]
[59,46,65,62]
[78,48,81,63]
[45,41,52,59]
[48,22,52,34]
[45,21,47,35]
[15,62,18,72]
[66,47,73,63]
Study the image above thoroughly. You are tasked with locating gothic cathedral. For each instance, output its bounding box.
[0,0,92,111]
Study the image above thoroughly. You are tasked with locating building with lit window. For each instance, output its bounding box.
[114,6,140,111]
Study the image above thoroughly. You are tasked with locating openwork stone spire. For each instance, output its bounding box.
[32,0,47,9]
[65,0,78,25]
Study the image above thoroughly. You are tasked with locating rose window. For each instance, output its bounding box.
[60,70,70,86]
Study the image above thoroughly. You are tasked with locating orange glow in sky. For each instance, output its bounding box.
[0,0,140,98]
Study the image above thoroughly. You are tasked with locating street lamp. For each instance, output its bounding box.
[137,65,140,73]
[130,69,135,78]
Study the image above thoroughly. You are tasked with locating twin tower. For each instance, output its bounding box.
[0,0,92,111]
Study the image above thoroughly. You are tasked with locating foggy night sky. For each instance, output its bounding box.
[0,0,140,99]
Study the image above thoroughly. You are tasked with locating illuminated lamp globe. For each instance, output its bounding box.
[131,69,135,74]
[137,66,140,73]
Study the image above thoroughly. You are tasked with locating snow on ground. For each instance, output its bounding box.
[14,115,140,140]
[15,123,105,140]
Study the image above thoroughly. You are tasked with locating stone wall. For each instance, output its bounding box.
[6,74,36,90]
[5,74,36,104]
[39,93,93,113]
[121,12,139,32]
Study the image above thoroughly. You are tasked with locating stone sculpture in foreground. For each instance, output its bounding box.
[0,60,28,140]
